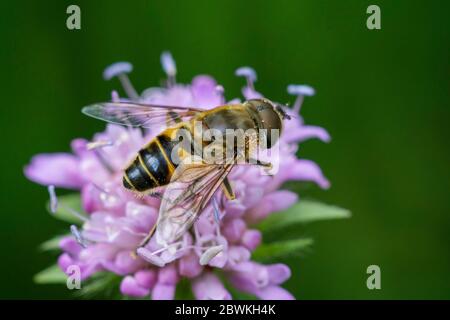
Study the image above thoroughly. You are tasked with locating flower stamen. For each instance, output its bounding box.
[103,62,139,100]
[287,84,315,113]
[161,51,177,87]
[199,245,224,266]
[70,225,88,248]
[235,66,257,90]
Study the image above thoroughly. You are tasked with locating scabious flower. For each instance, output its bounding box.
[25,53,331,300]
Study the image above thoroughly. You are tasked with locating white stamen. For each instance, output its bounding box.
[160,51,177,77]
[103,61,138,100]
[136,247,166,267]
[47,185,58,213]
[87,140,114,150]
[235,66,257,90]
[70,225,88,248]
[287,84,316,113]
[199,245,224,266]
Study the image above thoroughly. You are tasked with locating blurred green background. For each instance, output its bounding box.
[0,0,449,299]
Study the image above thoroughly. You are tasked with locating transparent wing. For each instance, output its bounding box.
[82,102,204,128]
[155,157,235,246]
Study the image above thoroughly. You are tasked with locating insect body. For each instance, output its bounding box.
[82,98,289,247]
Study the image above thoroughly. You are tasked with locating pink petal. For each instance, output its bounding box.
[192,272,232,300]
[288,159,330,189]
[135,269,157,289]
[114,251,142,274]
[81,184,103,213]
[285,125,331,144]
[241,229,262,250]
[255,285,295,300]
[191,75,223,108]
[59,237,82,256]
[24,153,84,189]
[267,264,291,285]
[120,276,149,297]
[246,190,298,223]
[157,264,179,285]
[222,219,246,243]
[152,283,176,300]
[178,253,203,278]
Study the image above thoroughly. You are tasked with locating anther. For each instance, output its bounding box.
[103,62,139,100]
[199,245,224,266]
[235,66,257,90]
[287,84,315,113]
[136,247,166,267]
[160,51,177,87]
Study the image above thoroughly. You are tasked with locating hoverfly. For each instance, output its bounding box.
[82,99,290,248]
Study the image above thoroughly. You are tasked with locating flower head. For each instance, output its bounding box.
[25,52,331,299]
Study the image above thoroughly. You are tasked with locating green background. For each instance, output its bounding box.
[1,0,449,299]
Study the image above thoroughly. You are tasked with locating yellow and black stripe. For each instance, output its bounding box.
[122,133,179,192]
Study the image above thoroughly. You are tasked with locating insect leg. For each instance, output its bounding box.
[220,177,235,200]
[134,223,157,256]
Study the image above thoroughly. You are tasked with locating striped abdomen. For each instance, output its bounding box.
[122,133,178,192]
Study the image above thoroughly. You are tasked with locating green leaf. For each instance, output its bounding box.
[257,199,350,233]
[252,238,313,261]
[76,272,122,299]
[34,265,67,284]
[46,193,87,224]
[175,278,195,300]
[39,235,67,251]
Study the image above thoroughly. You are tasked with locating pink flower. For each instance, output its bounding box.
[25,53,331,300]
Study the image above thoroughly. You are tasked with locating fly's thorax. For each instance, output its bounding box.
[199,105,256,133]
[245,99,283,148]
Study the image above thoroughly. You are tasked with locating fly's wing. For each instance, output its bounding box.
[82,102,204,128]
[155,157,235,246]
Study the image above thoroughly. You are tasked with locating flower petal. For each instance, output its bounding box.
[157,264,179,285]
[284,125,331,144]
[246,190,298,223]
[267,263,291,285]
[120,276,149,297]
[192,272,232,300]
[24,153,84,189]
[178,253,203,278]
[241,229,262,250]
[152,283,176,300]
[255,285,295,300]
[191,75,223,107]
[135,269,157,289]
